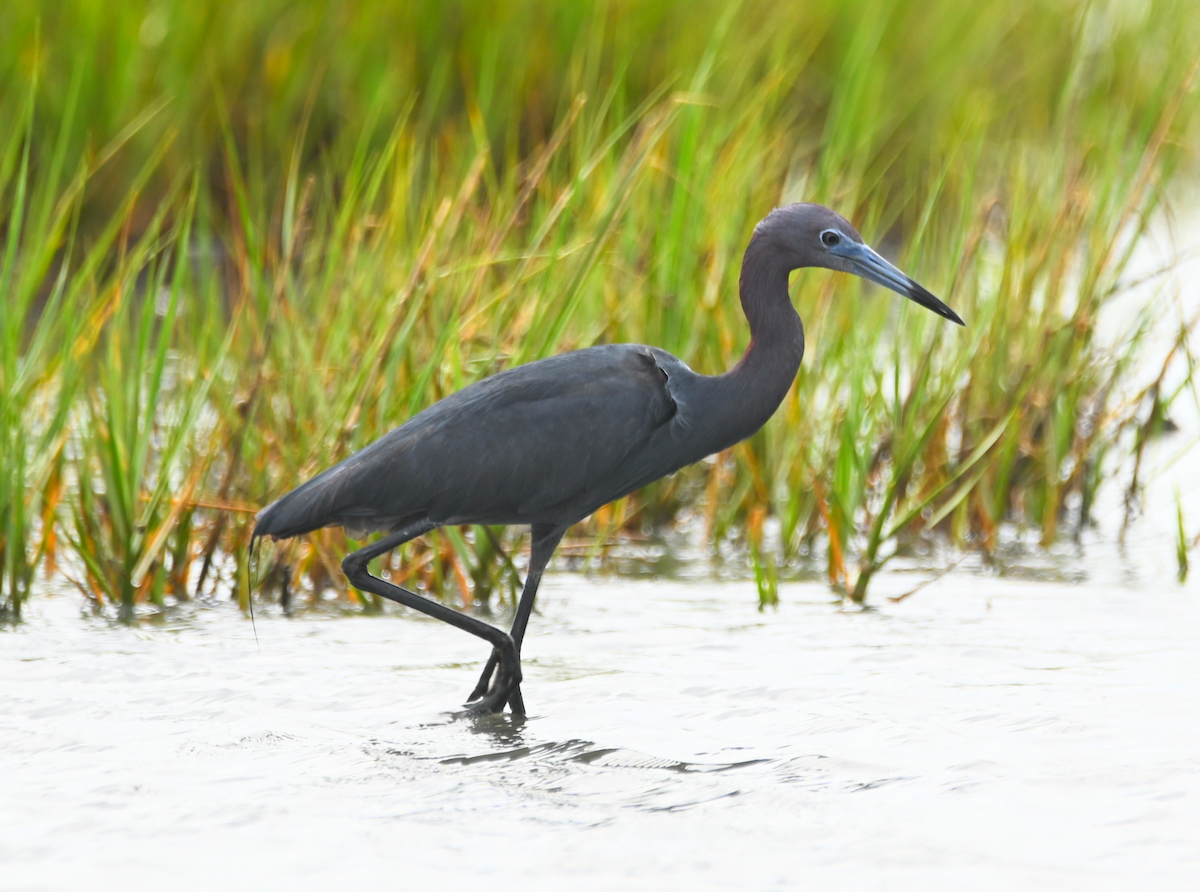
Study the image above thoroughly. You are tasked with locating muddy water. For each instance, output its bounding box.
[2,557,1197,891]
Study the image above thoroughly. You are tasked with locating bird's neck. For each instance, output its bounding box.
[711,236,805,445]
[738,235,798,340]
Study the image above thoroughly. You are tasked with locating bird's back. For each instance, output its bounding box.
[254,344,687,540]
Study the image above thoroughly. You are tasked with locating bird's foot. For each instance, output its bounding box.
[467,649,500,702]
[463,640,524,716]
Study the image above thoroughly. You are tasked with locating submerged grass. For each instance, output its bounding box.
[2,0,1199,619]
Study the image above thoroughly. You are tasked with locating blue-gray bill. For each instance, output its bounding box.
[839,241,964,326]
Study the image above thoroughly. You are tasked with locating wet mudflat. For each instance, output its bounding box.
[2,565,1196,891]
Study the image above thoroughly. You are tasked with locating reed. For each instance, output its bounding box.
[2,0,1197,619]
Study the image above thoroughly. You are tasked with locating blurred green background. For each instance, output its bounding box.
[1,0,1197,620]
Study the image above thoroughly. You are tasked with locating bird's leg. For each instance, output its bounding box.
[467,523,566,715]
[467,651,500,703]
[341,520,521,715]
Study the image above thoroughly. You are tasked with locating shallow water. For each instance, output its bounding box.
[2,564,1197,891]
[5,209,1200,892]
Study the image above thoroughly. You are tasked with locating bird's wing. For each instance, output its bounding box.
[254,344,681,538]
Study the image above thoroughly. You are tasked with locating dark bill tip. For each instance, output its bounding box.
[904,279,965,326]
[839,242,964,326]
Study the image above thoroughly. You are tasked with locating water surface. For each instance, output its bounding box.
[4,208,1200,892]
[2,567,1196,891]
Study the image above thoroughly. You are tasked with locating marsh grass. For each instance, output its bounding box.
[2,0,1198,619]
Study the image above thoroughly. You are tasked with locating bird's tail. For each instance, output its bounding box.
[253,451,412,543]
[252,474,341,541]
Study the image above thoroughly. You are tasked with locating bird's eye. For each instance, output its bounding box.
[821,230,841,247]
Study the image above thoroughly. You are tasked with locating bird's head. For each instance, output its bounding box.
[753,203,963,325]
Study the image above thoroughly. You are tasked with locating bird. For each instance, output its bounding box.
[253,203,963,716]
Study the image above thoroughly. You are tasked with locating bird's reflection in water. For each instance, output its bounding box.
[461,710,529,747]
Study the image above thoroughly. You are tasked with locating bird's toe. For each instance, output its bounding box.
[463,653,523,715]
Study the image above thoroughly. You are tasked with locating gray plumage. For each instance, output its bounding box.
[254,203,962,716]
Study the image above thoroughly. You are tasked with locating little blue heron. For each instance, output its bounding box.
[254,203,963,715]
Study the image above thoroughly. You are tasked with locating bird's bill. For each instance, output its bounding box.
[837,241,964,325]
